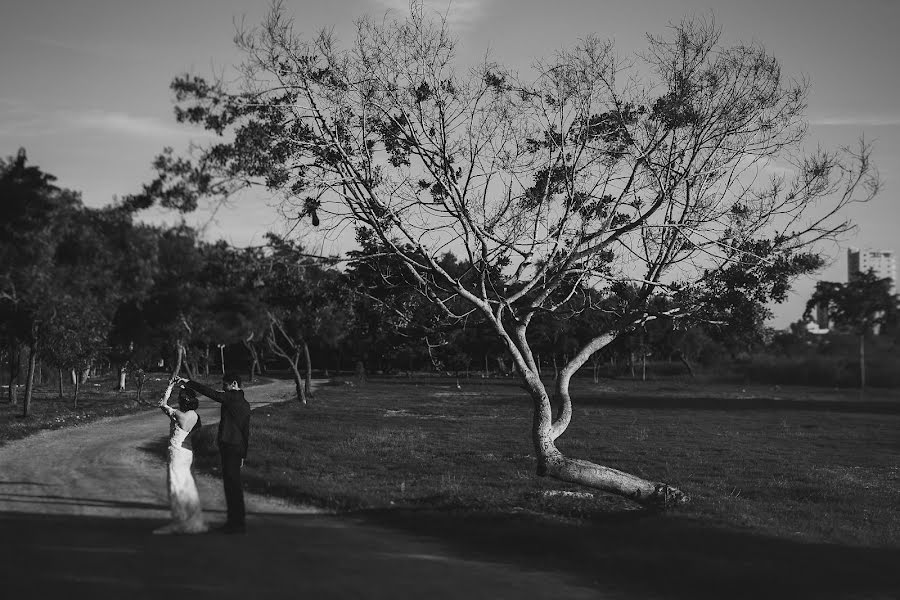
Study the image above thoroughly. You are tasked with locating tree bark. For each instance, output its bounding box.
[171,342,185,379]
[117,366,127,391]
[289,360,307,404]
[243,338,260,382]
[73,371,80,409]
[302,340,313,399]
[538,332,687,508]
[7,343,20,405]
[22,345,38,417]
[58,367,64,397]
[135,369,146,403]
[185,358,197,380]
[677,352,695,377]
[859,333,866,389]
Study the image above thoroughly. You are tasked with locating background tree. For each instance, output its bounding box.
[253,234,345,402]
[138,5,878,507]
[804,270,897,388]
[0,149,81,415]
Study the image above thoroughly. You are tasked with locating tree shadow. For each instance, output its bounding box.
[362,507,900,599]
[0,491,168,511]
[576,394,900,414]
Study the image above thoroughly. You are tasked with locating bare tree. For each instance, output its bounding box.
[265,312,309,405]
[147,3,878,507]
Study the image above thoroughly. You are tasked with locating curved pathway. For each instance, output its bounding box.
[0,378,604,599]
[0,378,311,519]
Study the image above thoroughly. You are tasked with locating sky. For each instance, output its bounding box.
[2,0,898,328]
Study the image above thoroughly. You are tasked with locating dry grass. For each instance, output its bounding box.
[168,376,900,597]
[189,378,900,546]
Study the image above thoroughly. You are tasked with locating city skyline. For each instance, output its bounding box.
[2,0,898,328]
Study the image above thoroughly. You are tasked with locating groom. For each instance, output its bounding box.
[178,373,251,534]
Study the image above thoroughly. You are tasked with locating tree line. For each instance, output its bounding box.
[2,146,779,416]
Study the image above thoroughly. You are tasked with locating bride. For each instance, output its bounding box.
[155,377,208,534]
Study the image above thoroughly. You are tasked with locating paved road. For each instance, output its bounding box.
[0,379,603,599]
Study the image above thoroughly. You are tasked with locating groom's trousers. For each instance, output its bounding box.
[220,444,246,525]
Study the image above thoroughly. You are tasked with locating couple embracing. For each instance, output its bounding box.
[155,373,251,535]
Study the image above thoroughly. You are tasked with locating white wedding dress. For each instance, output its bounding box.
[154,420,208,534]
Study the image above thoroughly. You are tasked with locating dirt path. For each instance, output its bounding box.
[0,378,312,519]
[0,378,605,599]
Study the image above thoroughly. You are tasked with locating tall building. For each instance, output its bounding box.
[848,247,896,293]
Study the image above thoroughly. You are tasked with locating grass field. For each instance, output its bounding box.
[183,377,900,598]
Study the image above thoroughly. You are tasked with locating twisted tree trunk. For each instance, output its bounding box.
[539,333,687,508]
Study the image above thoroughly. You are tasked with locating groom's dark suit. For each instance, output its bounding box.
[183,380,251,528]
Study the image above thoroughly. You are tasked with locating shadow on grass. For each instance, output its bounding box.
[563,394,900,414]
[363,507,900,599]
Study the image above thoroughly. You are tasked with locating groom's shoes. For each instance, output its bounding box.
[215,522,246,535]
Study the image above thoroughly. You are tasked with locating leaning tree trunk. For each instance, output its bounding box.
[243,338,260,382]
[288,360,307,405]
[22,344,38,417]
[515,329,688,509]
[302,340,313,399]
[677,352,695,378]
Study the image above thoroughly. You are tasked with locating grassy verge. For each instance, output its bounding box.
[185,377,899,597]
[0,373,262,447]
[0,375,171,446]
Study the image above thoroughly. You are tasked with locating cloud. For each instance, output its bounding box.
[65,110,196,139]
[0,100,205,141]
[810,114,900,127]
[371,0,490,27]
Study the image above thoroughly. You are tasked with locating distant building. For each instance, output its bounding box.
[805,247,896,334]
[848,247,897,293]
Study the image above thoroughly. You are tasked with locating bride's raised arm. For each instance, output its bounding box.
[158,377,179,418]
